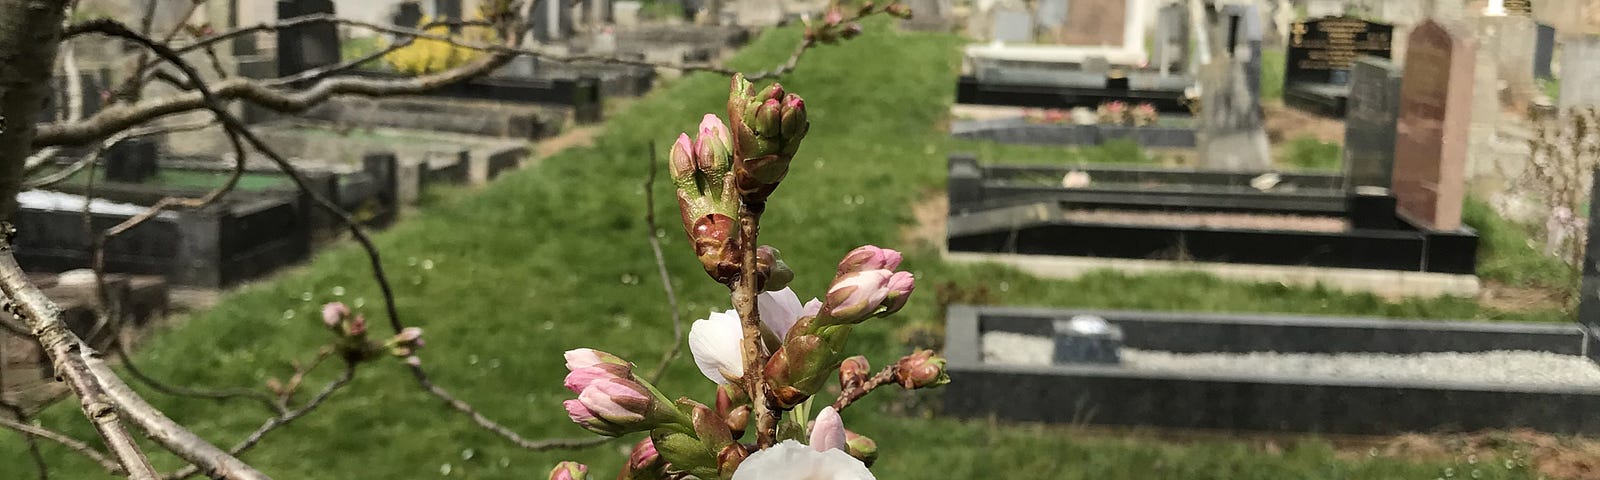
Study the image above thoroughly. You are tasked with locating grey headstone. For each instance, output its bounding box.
[1036,0,1068,31]
[1560,35,1600,112]
[1306,0,1343,17]
[1535,23,1556,80]
[276,0,341,76]
[993,8,1034,43]
[1152,4,1189,75]
[433,0,461,20]
[1198,58,1271,171]
[1343,57,1403,190]
[533,0,574,42]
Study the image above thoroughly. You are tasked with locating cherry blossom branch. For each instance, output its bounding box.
[404,364,611,451]
[732,201,777,447]
[164,363,355,480]
[0,416,123,476]
[0,243,161,480]
[111,341,286,416]
[644,141,684,384]
[831,365,895,411]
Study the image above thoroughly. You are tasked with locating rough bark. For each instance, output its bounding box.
[0,0,71,218]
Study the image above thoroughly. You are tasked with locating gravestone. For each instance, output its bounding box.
[1286,17,1395,87]
[1559,35,1600,112]
[1577,168,1600,343]
[1486,14,1539,111]
[1053,0,1127,46]
[1220,3,1264,109]
[1392,20,1475,231]
[1036,0,1068,32]
[1284,16,1395,116]
[1198,58,1271,171]
[533,0,573,42]
[1505,0,1533,16]
[903,0,954,31]
[433,0,461,20]
[1535,23,1556,79]
[582,0,613,27]
[1152,3,1189,75]
[276,0,341,77]
[992,7,1034,43]
[105,138,158,184]
[392,1,423,27]
[1343,57,1403,190]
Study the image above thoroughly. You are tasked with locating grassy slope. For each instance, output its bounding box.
[0,23,1549,479]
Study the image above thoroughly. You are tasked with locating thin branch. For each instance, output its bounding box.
[0,336,49,480]
[644,141,683,384]
[404,364,610,451]
[23,121,213,189]
[111,342,285,416]
[0,416,124,476]
[165,364,356,480]
[832,365,897,411]
[0,245,161,480]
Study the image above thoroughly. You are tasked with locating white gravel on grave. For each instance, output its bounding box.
[18,190,176,218]
[981,331,1600,388]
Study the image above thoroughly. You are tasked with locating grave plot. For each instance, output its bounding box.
[944,155,1480,297]
[943,305,1600,435]
[1282,16,1395,117]
[955,2,1195,114]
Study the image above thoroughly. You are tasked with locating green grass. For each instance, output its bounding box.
[0,22,1562,479]
[1260,49,1286,102]
[1278,136,1342,171]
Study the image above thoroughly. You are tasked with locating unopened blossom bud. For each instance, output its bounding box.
[564,399,626,436]
[727,74,810,203]
[669,133,695,184]
[628,437,664,473]
[838,355,870,390]
[717,443,750,477]
[808,406,846,452]
[877,271,915,317]
[687,213,739,284]
[824,5,844,25]
[844,430,878,467]
[386,327,425,357]
[321,302,348,329]
[857,1,875,15]
[756,245,793,292]
[695,114,732,172]
[895,350,950,389]
[823,270,893,323]
[562,363,631,394]
[780,94,807,139]
[753,99,782,137]
[346,315,367,337]
[725,404,750,439]
[763,334,833,408]
[564,348,630,370]
[836,245,903,275]
[577,378,652,424]
[685,399,733,453]
[885,2,912,18]
[715,384,744,416]
[548,461,588,480]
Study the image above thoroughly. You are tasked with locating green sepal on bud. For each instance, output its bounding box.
[726,73,810,203]
[650,428,718,480]
[844,430,879,467]
[681,398,734,456]
[756,245,793,292]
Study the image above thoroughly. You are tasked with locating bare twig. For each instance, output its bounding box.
[832,365,897,411]
[0,416,124,476]
[111,342,286,416]
[643,141,684,384]
[404,364,610,451]
[165,363,355,480]
[23,121,213,189]
[0,245,161,480]
[0,338,49,480]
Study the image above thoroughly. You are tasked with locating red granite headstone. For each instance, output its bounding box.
[1391,19,1476,231]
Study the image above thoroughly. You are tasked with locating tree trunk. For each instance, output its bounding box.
[0,0,70,218]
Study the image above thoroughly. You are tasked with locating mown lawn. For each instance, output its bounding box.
[0,20,1563,479]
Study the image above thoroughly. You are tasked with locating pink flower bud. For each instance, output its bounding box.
[824,270,893,323]
[838,355,870,389]
[548,461,589,480]
[347,315,367,336]
[895,350,950,389]
[564,399,624,436]
[824,5,844,25]
[396,327,422,343]
[757,82,786,102]
[779,94,807,139]
[628,437,662,471]
[808,406,846,452]
[753,99,782,136]
[577,378,651,423]
[564,348,629,371]
[844,430,878,467]
[669,133,695,183]
[877,271,915,317]
[563,364,631,394]
[836,245,902,275]
[696,114,732,172]
[321,302,349,328]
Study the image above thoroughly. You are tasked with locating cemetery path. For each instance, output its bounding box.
[534,124,601,159]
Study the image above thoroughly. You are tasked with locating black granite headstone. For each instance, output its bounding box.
[1577,169,1600,350]
[1535,23,1556,80]
[1286,16,1394,87]
[105,137,159,184]
[1343,57,1402,190]
[276,0,341,77]
[1052,316,1123,365]
[393,1,423,27]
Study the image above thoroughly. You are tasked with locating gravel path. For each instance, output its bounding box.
[982,332,1600,388]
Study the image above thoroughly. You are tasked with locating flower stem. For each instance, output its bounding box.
[833,365,898,411]
[732,200,778,448]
